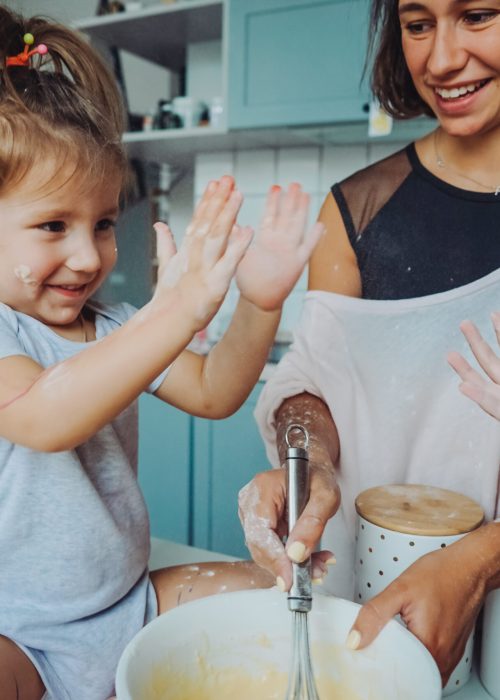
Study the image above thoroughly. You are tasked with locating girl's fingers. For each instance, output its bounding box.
[190,179,218,222]
[188,175,236,236]
[213,225,253,286]
[153,222,177,268]
[208,189,244,245]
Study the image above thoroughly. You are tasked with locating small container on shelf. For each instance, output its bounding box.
[209,96,224,128]
[172,96,204,129]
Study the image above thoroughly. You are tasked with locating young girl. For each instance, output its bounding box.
[0,6,324,700]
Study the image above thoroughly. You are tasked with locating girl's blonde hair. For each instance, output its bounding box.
[0,5,128,195]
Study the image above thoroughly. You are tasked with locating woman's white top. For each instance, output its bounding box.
[255,269,500,598]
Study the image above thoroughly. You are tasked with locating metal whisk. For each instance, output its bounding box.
[284,424,321,700]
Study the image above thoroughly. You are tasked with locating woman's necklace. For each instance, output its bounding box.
[78,312,88,343]
[433,130,500,195]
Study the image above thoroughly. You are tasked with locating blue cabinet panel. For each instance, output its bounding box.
[228,0,370,129]
[192,383,270,558]
[138,394,192,544]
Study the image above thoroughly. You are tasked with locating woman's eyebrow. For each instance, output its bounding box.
[399,0,478,14]
[399,1,427,15]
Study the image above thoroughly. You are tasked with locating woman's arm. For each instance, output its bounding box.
[239,192,360,585]
[348,522,500,686]
[238,392,341,588]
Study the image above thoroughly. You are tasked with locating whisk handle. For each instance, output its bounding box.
[285,426,312,613]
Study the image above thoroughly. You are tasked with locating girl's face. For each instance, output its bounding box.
[0,161,120,328]
[399,0,500,136]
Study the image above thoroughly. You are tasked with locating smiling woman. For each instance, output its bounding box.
[238,0,500,692]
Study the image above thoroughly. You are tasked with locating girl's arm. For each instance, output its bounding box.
[154,183,324,417]
[0,178,251,451]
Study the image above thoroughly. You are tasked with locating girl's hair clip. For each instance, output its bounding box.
[6,33,48,67]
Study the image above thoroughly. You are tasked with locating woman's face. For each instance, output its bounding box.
[399,0,500,137]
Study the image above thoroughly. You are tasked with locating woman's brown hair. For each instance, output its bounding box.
[0,4,127,194]
[368,0,435,119]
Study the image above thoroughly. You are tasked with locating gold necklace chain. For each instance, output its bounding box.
[79,312,88,343]
[433,130,500,196]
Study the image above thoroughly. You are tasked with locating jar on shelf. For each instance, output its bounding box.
[354,484,484,696]
[209,96,224,128]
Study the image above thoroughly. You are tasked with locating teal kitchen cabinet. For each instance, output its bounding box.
[228,0,371,129]
[138,394,192,544]
[192,382,271,558]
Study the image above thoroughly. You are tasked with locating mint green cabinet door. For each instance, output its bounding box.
[193,383,270,558]
[228,0,370,129]
[138,394,192,544]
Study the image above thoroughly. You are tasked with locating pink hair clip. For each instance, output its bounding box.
[6,33,48,67]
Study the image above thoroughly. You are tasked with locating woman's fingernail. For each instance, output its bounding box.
[346,630,361,650]
[326,556,337,565]
[287,541,307,563]
[276,576,287,592]
[312,565,326,579]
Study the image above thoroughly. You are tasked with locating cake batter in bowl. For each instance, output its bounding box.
[115,588,441,699]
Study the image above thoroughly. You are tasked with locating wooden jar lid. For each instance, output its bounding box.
[355,484,484,536]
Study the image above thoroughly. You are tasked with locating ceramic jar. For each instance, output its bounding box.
[354,484,484,697]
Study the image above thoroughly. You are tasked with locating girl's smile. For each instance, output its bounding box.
[0,161,120,334]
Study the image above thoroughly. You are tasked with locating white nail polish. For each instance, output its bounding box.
[346,629,361,650]
[287,541,307,563]
[276,576,287,592]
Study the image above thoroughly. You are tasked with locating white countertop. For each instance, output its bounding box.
[149,538,494,700]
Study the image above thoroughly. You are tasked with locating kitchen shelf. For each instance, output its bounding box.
[123,125,326,167]
[74,0,223,71]
[123,117,436,167]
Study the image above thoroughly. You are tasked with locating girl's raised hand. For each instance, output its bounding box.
[235,183,325,311]
[153,176,252,331]
[447,313,500,420]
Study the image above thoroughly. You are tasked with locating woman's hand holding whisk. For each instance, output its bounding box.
[238,464,337,590]
[239,393,339,589]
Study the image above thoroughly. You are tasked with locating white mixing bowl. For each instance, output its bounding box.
[116,588,441,700]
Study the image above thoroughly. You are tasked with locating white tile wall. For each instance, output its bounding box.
[234,150,276,194]
[195,142,406,339]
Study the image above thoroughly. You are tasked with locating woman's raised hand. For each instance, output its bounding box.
[448,313,500,420]
[153,176,252,331]
[236,183,325,311]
